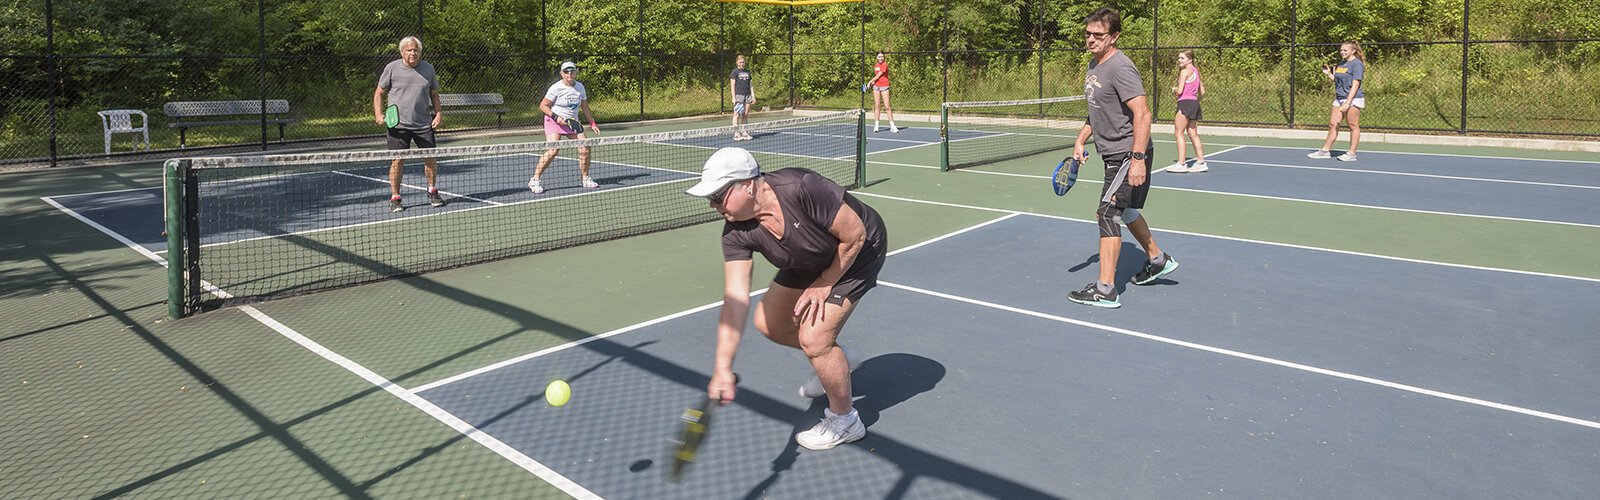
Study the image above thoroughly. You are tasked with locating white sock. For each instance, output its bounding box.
[824,407,858,422]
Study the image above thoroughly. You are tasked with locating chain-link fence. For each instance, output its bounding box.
[6,0,1597,167]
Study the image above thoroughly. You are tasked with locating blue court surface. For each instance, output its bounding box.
[1158,146,1600,227]
[409,214,1600,498]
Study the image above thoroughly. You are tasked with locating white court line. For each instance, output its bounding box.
[1218,142,1600,165]
[864,157,1600,229]
[868,141,940,156]
[239,306,600,499]
[1207,158,1600,191]
[776,129,926,144]
[1154,146,1247,173]
[850,191,1600,284]
[413,212,1025,391]
[40,196,170,265]
[878,280,1600,431]
[410,299,734,393]
[331,170,506,206]
[41,192,602,500]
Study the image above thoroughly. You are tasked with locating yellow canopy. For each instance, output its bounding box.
[717,0,864,6]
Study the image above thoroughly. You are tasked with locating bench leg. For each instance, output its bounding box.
[179,128,187,149]
[278,124,286,143]
[497,113,503,128]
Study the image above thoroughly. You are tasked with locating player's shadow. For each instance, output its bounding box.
[740,354,944,500]
[1068,242,1181,292]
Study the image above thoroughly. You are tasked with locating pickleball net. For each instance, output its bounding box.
[939,95,1086,172]
[163,109,865,316]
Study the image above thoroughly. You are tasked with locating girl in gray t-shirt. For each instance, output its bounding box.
[1309,41,1368,162]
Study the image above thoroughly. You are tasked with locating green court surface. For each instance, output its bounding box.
[3,119,1597,497]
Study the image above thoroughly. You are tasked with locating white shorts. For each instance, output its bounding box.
[1333,97,1366,109]
[873,85,891,92]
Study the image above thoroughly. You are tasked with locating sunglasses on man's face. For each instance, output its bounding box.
[708,182,737,205]
[562,68,578,74]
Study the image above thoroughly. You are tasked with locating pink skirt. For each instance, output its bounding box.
[543,115,581,136]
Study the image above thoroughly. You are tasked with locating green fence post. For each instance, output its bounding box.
[165,159,187,318]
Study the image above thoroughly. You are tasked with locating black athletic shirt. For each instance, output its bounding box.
[730,68,753,97]
[721,168,885,274]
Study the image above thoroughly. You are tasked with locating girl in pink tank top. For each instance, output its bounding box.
[1169,50,1208,173]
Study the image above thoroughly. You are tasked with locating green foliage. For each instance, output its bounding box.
[5,0,1600,161]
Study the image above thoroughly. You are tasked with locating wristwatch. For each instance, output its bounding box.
[1130,151,1147,161]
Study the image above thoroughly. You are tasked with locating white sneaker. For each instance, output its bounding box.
[1307,150,1332,159]
[1188,160,1209,173]
[795,408,866,451]
[1165,162,1190,173]
[799,346,863,398]
[890,125,899,133]
[1336,153,1358,162]
[872,127,881,133]
[528,178,544,194]
[733,134,744,141]
[581,176,600,189]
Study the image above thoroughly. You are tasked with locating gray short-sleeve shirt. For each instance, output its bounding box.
[1084,50,1150,155]
[378,59,439,130]
[1334,58,1365,100]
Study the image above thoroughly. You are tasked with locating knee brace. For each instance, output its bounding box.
[1096,203,1123,238]
[1119,208,1141,225]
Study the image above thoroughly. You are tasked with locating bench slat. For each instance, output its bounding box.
[439,93,505,107]
[164,100,291,117]
[439,109,509,115]
[169,119,295,128]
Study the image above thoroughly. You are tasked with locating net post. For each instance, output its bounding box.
[855,109,867,187]
[183,161,202,313]
[164,160,187,319]
[939,105,950,172]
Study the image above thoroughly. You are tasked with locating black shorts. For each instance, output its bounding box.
[1177,99,1202,121]
[772,242,887,306]
[387,128,437,150]
[1100,151,1152,210]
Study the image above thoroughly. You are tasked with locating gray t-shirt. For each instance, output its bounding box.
[378,59,439,130]
[1083,50,1151,155]
[730,68,753,97]
[1334,58,1365,100]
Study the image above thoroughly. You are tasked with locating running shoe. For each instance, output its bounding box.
[1067,282,1120,308]
[795,408,866,451]
[1132,253,1179,285]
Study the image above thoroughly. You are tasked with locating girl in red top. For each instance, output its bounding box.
[866,51,898,133]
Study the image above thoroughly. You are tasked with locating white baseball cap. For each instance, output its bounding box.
[560,61,578,72]
[686,147,761,197]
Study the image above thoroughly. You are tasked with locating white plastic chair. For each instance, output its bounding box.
[98,109,150,154]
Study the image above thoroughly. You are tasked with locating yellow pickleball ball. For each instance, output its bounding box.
[545,380,571,407]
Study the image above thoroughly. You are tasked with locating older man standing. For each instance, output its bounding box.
[374,36,445,212]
